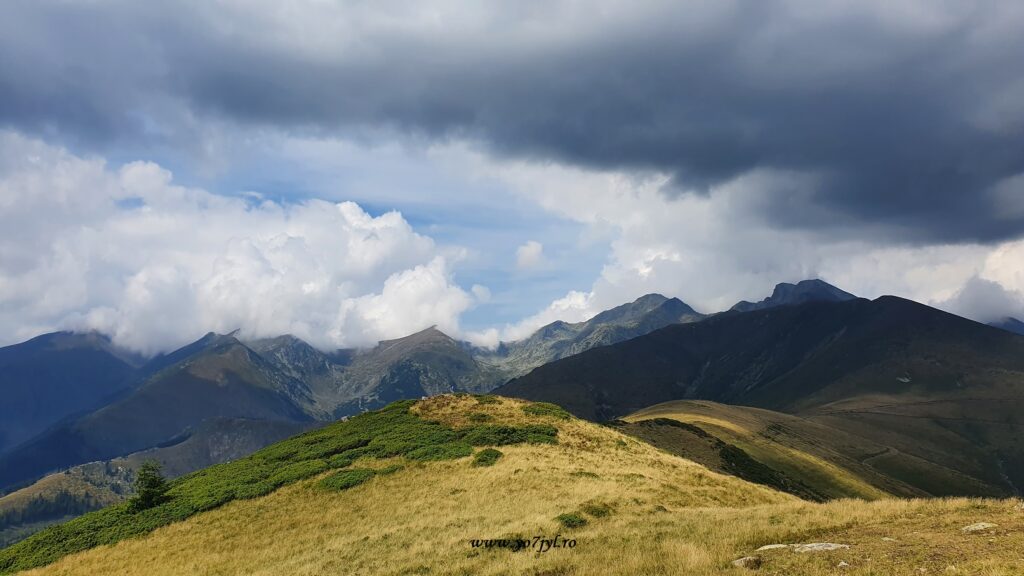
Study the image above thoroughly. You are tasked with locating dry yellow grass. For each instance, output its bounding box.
[19,396,1024,575]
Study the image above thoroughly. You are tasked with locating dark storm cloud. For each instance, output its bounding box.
[2,0,1024,242]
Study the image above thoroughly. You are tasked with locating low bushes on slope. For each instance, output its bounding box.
[0,397,559,575]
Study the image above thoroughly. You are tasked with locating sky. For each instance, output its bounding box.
[2,0,1024,354]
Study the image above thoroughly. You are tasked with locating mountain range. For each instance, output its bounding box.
[0,289,722,541]
[0,289,709,481]
[3,277,1022,547]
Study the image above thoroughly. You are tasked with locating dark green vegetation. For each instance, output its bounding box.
[406,443,474,461]
[0,399,559,574]
[127,461,167,512]
[501,296,1024,497]
[472,448,503,467]
[462,425,558,446]
[555,512,587,529]
[522,402,571,420]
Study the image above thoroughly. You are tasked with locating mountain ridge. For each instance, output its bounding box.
[499,295,1024,496]
[731,279,857,312]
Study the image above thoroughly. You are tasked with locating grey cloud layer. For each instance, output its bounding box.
[3,1,1024,242]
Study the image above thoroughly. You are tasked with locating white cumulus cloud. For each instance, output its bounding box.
[515,240,545,270]
[0,131,480,354]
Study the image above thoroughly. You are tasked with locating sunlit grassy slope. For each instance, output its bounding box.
[7,396,1024,575]
[622,400,951,501]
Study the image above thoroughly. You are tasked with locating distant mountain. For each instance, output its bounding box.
[483,293,704,376]
[0,293,706,494]
[332,327,504,416]
[0,333,313,491]
[989,317,1024,336]
[0,332,142,456]
[258,294,706,417]
[246,335,355,418]
[0,417,310,546]
[731,279,856,312]
[500,296,1024,496]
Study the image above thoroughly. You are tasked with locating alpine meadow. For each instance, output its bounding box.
[3,1,1024,575]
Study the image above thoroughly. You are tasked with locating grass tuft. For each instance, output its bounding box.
[580,502,613,518]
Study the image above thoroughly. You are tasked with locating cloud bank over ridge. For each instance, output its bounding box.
[0,132,476,354]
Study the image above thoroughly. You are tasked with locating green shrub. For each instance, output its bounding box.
[555,513,588,529]
[320,469,376,491]
[406,443,474,462]
[267,460,328,487]
[522,402,571,420]
[569,471,600,479]
[472,448,503,467]
[468,412,493,423]
[474,394,500,405]
[327,454,354,469]
[127,460,168,512]
[376,464,404,476]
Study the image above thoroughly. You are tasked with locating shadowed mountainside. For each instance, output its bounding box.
[500,296,1024,496]
[0,333,142,456]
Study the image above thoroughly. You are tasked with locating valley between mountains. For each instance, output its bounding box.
[2,280,1024,574]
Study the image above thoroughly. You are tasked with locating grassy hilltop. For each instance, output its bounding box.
[3,395,1023,575]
